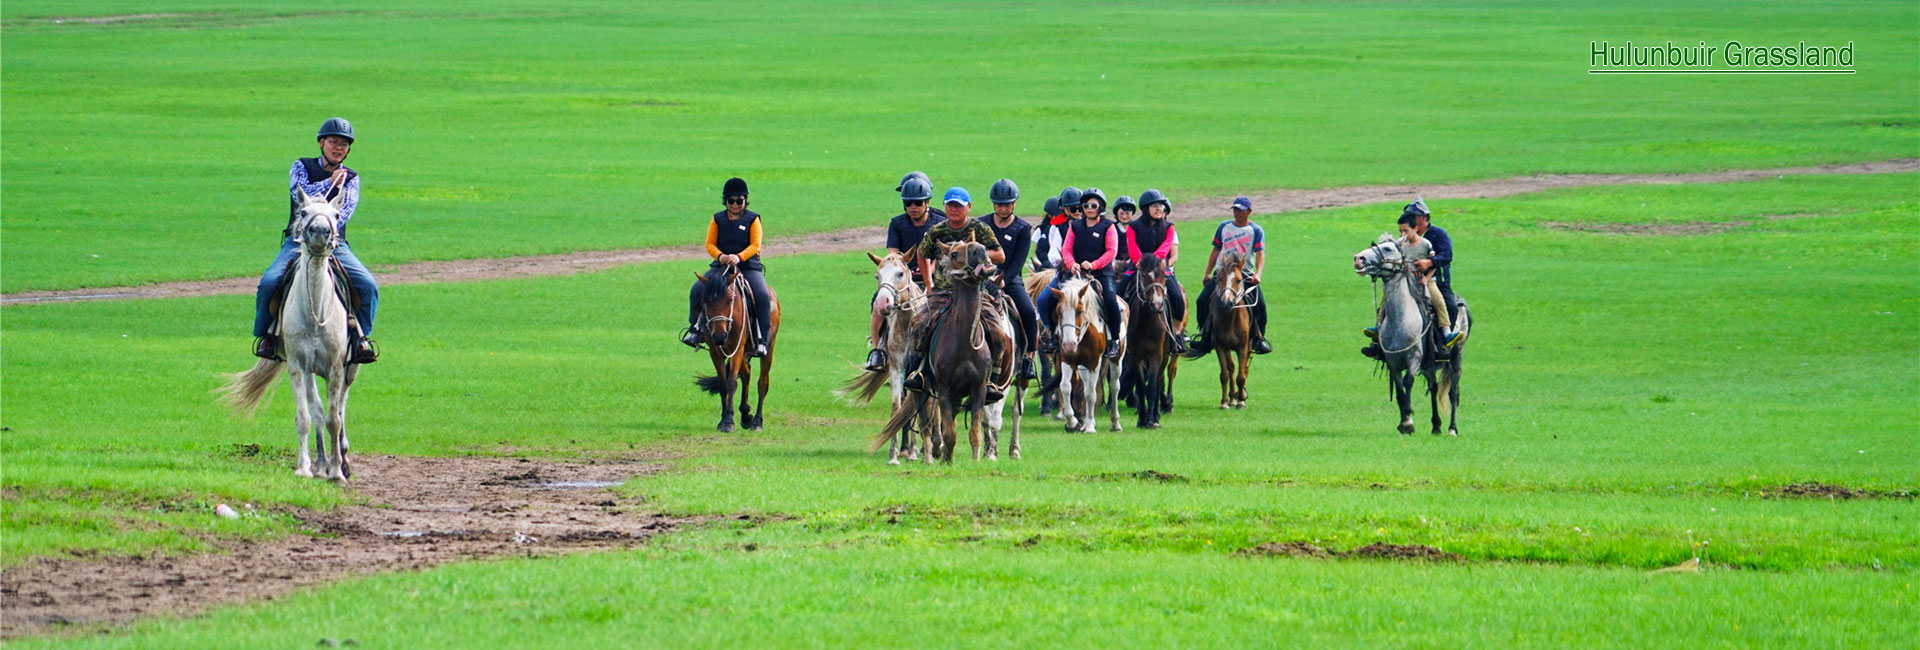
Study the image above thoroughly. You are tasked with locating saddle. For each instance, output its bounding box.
[266,256,363,338]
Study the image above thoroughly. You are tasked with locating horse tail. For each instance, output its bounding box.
[1038,362,1062,399]
[869,392,928,453]
[836,367,889,404]
[694,374,730,395]
[217,358,284,418]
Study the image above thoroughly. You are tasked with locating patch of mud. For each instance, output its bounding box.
[1343,543,1462,562]
[1237,542,1333,559]
[6,159,1912,305]
[1238,541,1461,562]
[1089,470,1191,483]
[0,455,692,638]
[1767,482,1914,500]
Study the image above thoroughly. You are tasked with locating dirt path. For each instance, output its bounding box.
[0,455,693,637]
[4,158,1913,305]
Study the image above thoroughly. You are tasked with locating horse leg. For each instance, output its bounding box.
[1395,371,1416,434]
[290,371,315,478]
[1235,347,1250,409]
[325,366,351,482]
[983,398,1002,462]
[752,355,772,431]
[940,405,958,465]
[1080,367,1099,434]
[338,364,358,455]
[1142,357,1163,428]
[1009,382,1025,460]
[717,364,737,433]
[1163,355,1177,412]
[1443,362,1461,437]
[1105,361,1123,432]
[1217,350,1232,410]
[1059,362,1078,430]
[1427,370,1444,435]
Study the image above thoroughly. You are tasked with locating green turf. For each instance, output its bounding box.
[4,174,1915,644]
[3,0,1917,292]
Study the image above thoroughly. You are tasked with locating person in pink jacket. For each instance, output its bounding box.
[1119,189,1189,351]
[1041,187,1124,359]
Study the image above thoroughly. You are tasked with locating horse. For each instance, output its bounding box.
[1025,267,1058,417]
[840,252,934,464]
[1120,256,1173,429]
[1355,236,1469,435]
[1204,251,1255,409]
[218,189,361,482]
[870,240,997,463]
[979,280,1024,460]
[691,261,780,433]
[1045,273,1125,433]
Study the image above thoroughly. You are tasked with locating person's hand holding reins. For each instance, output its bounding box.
[719,254,741,266]
[328,167,350,190]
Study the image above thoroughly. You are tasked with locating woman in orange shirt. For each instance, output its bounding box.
[682,177,773,357]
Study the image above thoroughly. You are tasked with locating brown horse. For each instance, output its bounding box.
[1205,252,1254,409]
[1121,256,1173,428]
[692,262,780,432]
[869,241,996,463]
[1045,273,1124,433]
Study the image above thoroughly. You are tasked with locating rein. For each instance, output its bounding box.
[1378,270,1432,356]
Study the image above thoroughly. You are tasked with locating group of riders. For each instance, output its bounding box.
[247,118,1460,390]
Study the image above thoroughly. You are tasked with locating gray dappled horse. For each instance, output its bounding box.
[219,190,360,481]
[841,252,933,464]
[1355,236,1469,435]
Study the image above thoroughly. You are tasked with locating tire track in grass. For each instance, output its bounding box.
[3,158,1914,305]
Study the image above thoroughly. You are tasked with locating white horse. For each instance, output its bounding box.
[219,189,360,481]
[840,252,932,464]
[1048,275,1126,433]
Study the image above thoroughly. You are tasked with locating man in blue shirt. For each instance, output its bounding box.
[1184,196,1271,356]
[253,118,378,364]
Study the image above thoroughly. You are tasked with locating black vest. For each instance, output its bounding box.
[1131,218,1171,257]
[285,157,357,237]
[1069,217,1116,270]
[712,210,761,260]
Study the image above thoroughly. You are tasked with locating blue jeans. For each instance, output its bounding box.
[253,238,379,338]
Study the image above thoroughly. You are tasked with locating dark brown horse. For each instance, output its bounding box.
[1205,252,1254,409]
[870,241,995,463]
[1121,256,1173,428]
[692,262,780,432]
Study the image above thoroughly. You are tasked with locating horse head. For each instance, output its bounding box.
[289,189,343,258]
[1135,255,1168,314]
[937,240,991,286]
[1216,251,1247,309]
[1353,234,1405,278]
[696,261,745,348]
[869,251,914,313]
[1049,277,1101,356]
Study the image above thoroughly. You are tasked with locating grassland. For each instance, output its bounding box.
[3,0,1918,292]
[4,174,1916,646]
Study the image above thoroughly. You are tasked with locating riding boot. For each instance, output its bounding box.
[1104,344,1121,360]
[1039,332,1059,354]
[1251,338,1273,355]
[1018,357,1036,381]
[345,317,379,364]
[1361,343,1385,361]
[864,348,887,372]
[752,342,769,358]
[681,318,704,348]
[985,386,1005,403]
[1183,329,1212,358]
[254,336,281,361]
[1364,326,1379,340]
[900,350,927,393]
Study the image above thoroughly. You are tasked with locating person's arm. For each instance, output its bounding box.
[980,224,1004,264]
[1153,224,1176,260]
[290,161,329,197]
[705,222,723,259]
[1204,248,1220,279]
[335,176,360,226]
[1254,250,1266,281]
[919,256,933,287]
[1428,228,1452,268]
[1091,225,1118,269]
[1125,227,1143,266]
[735,219,762,260]
[1167,230,1181,268]
[1060,229,1078,269]
[885,219,902,256]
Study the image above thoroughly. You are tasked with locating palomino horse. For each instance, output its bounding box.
[1355,236,1469,435]
[841,252,933,464]
[692,261,780,433]
[1046,273,1126,433]
[870,241,997,463]
[1204,251,1256,409]
[219,189,361,482]
[1121,256,1174,429]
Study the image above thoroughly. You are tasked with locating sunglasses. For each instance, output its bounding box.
[725,197,747,205]
[904,200,928,207]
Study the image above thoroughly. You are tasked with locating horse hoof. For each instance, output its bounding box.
[294,468,313,478]
[718,423,735,433]
[1110,425,1123,432]
[887,458,901,466]
[1447,429,1459,437]
[1397,423,1415,435]
[1011,450,1022,460]
[1219,403,1229,410]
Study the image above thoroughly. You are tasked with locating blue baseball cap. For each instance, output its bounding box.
[1231,196,1252,211]
[943,187,971,205]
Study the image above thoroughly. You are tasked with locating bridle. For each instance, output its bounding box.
[291,204,340,328]
[702,268,749,361]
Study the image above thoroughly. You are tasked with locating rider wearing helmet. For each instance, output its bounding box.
[1031,195,1063,273]
[682,177,774,357]
[1041,186,1125,359]
[982,179,1039,380]
[1120,189,1190,351]
[253,117,378,364]
[900,187,1006,395]
[866,172,945,370]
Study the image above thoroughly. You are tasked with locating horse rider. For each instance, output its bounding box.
[1185,196,1272,356]
[1038,187,1125,360]
[254,117,379,364]
[1032,187,1080,349]
[982,179,1039,380]
[900,187,1005,394]
[1032,191,1070,273]
[1120,189,1190,351]
[681,177,773,358]
[1363,199,1461,358]
[865,173,944,370]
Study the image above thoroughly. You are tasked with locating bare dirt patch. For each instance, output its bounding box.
[1237,541,1333,559]
[1089,469,1191,483]
[0,454,695,638]
[5,159,1912,306]
[1238,541,1462,562]
[1767,482,1914,501]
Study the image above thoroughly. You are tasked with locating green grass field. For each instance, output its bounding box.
[2,0,1917,292]
[5,0,1919,647]
[5,174,1917,646]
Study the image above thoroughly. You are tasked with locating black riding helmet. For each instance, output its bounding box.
[989,178,1019,205]
[1043,196,1061,218]
[723,177,749,199]
[1138,189,1171,215]
[896,171,930,193]
[317,117,354,143]
[1058,187,1083,210]
[1079,187,1107,214]
[899,176,933,202]
[1113,195,1137,214]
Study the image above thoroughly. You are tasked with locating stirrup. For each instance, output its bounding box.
[1251,338,1272,355]
[680,327,703,348]
[864,349,887,372]
[1361,344,1385,361]
[752,343,769,358]
[254,337,282,361]
[349,337,379,364]
[1363,326,1379,341]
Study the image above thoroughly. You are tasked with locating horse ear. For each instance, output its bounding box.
[693,272,707,283]
[867,252,883,266]
[291,187,311,207]
[1048,287,1063,301]
[328,188,347,210]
